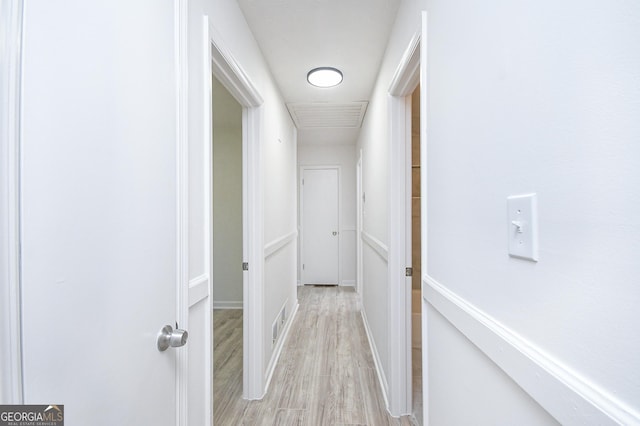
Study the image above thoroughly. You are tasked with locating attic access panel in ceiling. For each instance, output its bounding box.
[287,102,368,129]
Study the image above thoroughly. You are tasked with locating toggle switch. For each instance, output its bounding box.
[507,193,538,261]
[511,220,524,233]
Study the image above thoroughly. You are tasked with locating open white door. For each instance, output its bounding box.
[301,168,340,285]
[20,1,184,424]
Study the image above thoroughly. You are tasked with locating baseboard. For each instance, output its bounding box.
[341,279,355,287]
[360,309,390,411]
[424,276,640,425]
[212,301,242,310]
[264,302,299,393]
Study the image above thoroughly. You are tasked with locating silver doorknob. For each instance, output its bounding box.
[332,231,338,236]
[157,324,188,352]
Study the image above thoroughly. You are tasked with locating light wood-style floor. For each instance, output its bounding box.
[412,348,423,425]
[213,285,420,425]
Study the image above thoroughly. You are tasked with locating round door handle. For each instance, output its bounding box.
[332,231,338,236]
[157,324,189,352]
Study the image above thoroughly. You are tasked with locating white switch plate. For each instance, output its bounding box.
[507,193,538,261]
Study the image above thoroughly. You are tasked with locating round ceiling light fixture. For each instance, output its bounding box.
[307,67,343,88]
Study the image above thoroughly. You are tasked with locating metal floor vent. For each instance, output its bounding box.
[286,101,368,129]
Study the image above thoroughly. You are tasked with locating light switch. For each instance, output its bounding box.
[507,193,538,261]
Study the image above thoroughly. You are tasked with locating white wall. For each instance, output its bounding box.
[212,77,243,307]
[261,82,298,367]
[424,0,640,424]
[298,144,357,286]
[359,0,640,422]
[186,0,297,394]
[428,307,559,425]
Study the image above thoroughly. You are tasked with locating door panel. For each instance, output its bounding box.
[302,168,339,284]
[20,1,178,424]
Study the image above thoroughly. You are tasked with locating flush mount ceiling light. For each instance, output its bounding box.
[307,67,343,88]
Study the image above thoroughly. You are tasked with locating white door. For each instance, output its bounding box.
[302,168,339,284]
[20,1,181,424]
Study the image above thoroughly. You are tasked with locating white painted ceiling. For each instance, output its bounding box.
[236,0,401,145]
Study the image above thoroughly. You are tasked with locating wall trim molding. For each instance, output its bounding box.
[208,28,262,108]
[0,0,24,404]
[264,230,297,259]
[385,16,428,419]
[424,275,640,425]
[385,29,422,417]
[389,32,421,96]
[361,231,389,262]
[361,309,390,411]
[188,274,209,307]
[264,302,299,393]
[356,150,363,298]
[213,301,242,310]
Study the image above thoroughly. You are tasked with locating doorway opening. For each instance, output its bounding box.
[211,75,244,422]
[386,15,426,419]
[410,84,423,424]
[204,17,265,403]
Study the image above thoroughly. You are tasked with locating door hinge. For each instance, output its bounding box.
[242,262,249,271]
[302,178,304,185]
[405,267,413,277]
[302,264,305,270]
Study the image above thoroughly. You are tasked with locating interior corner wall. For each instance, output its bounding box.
[297,144,357,286]
[187,0,297,392]
[424,0,640,423]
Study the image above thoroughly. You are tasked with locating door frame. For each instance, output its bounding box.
[203,18,265,400]
[356,151,363,301]
[0,0,24,405]
[299,165,341,286]
[176,3,189,424]
[386,11,427,418]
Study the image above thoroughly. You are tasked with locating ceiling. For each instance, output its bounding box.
[236,0,401,145]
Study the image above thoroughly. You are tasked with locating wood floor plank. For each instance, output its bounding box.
[213,286,419,425]
[272,409,306,425]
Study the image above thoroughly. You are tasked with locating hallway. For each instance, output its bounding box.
[213,286,419,425]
